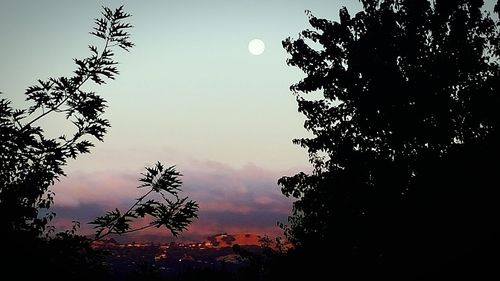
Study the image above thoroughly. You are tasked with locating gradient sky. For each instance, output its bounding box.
[1,0,362,241]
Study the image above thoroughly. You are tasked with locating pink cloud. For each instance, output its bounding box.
[52,170,142,208]
[50,160,297,241]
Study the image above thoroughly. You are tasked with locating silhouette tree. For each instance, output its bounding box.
[1,5,134,238]
[91,162,198,240]
[0,6,198,280]
[279,0,500,279]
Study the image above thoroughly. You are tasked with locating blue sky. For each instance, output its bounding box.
[0,0,364,240]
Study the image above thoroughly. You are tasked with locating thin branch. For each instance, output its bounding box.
[124,188,154,219]
[122,223,156,234]
[93,188,154,240]
[21,94,72,131]
[20,34,111,131]
[93,223,156,241]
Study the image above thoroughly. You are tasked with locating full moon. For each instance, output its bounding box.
[248,39,265,55]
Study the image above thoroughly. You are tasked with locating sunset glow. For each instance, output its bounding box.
[0,0,360,241]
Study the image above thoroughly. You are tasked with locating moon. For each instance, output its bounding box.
[248,39,265,55]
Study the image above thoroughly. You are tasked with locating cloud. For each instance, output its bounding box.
[182,161,292,215]
[52,170,142,208]
[50,161,297,241]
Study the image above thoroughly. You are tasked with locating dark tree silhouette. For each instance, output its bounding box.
[279,0,500,279]
[1,6,134,238]
[91,162,198,240]
[0,6,198,280]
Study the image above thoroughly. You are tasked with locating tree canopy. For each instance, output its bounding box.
[0,6,198,280]
[1,6,134,237]
[280,0,500,278]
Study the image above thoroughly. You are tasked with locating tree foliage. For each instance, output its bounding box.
[1,6,134,237]
[91,162,199,239]
[0,5,198,279]
[280,0,500,278]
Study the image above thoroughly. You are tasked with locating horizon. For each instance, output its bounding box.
[3,1,500,279]
[91,232,267,245]
[0,0,362,241]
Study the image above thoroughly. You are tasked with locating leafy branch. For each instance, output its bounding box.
[1,6,134,237]
[91,162,199,240]
[18,5,134,161]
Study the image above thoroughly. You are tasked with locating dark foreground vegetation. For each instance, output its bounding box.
[1,1,500,280]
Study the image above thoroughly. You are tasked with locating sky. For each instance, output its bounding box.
[0,0,363,241]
